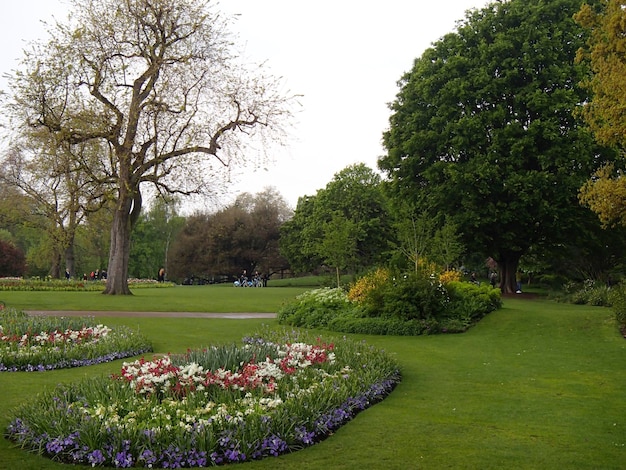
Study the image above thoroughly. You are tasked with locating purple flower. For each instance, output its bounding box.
[87,449,105,466]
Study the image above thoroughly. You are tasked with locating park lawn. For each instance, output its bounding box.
[1,295,625,469]
[0,284,311,313]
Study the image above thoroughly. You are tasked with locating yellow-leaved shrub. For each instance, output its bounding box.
[439,269,462,284]
[348,268,390,304]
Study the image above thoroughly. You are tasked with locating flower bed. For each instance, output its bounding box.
[0,309,153,371]
[0,277,174,291]
[5,328,400,467]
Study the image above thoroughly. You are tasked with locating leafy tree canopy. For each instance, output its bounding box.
[169,188,291,282]
[280,163,393,276]
[576,1,626,228]
[379,0,614,292]
[574,0,626,149]
[0,239,26,277]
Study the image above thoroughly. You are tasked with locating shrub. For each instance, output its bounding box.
[277,288,353,328]
[445,281,502,321]
[279,269,502,336]
[570,279,612,307]
[372,272,449,321]
[328,316,436,336]
[439,269,462,284]
[608,283,626,326]
[347,268,389,305]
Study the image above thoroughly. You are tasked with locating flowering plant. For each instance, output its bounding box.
[6,328,400,467]
[0,309,152,371]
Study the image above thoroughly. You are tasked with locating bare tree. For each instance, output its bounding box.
[4,0,296,294]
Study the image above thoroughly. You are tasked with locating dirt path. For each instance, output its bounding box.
[26,311,276,319]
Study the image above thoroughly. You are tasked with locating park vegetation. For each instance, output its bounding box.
[0,308,152,371]
[0,1,624,309]
[278,267,501,335]
[0,0,297,294]
[2,0,626,467]
[5,327,399,467]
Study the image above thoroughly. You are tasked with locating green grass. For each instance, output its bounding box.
[1,292,625,469]
[0,284,310,313]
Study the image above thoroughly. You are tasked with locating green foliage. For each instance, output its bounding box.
[280,164,393,275]
[277,288,354,328]
[574,0,626,149]
[367,272,449,321]
[445,281,503,321]
[278,271,502,336]
[319,213,358,287]
[608,282,626,325]
[279,196,323,274]
[128,199,185,280]
[569,279,612,306]
[328,316,435,336]
[169,189,290,282]
[380,0,616,292]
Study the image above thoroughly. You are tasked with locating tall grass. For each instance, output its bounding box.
[1,294,625,469]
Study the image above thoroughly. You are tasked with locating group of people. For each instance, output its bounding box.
[234,270,267,287]
[86,269,106,281]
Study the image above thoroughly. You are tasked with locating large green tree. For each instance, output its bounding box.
[380,0,613,292]
[280,163,393,276]
[169,188,291,282]
[575,0,626,227]
[4,0,295,294]
[129,198,184,279]
[279,195,323,274]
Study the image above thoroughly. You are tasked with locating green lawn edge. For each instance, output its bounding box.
[1,294,625,469]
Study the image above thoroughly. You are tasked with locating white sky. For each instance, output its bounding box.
[0,0,488,209]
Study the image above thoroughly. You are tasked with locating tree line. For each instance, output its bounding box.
[1,0,625,292]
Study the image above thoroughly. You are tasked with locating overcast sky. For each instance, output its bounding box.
[0,0,488,209]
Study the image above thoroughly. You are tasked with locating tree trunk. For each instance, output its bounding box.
[103,200,133,295]
[49,253,61,279]
[498,254,521,294]
[64,244,75,278]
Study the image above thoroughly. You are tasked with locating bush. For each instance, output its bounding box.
[347,268,389,305]
[608,283,626,326]
[445,281,502,321]
[372,273,449,321]
[570,280,612,307]
[278,268,502,336]
[329,316,435,336]
[277,288,354,328]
